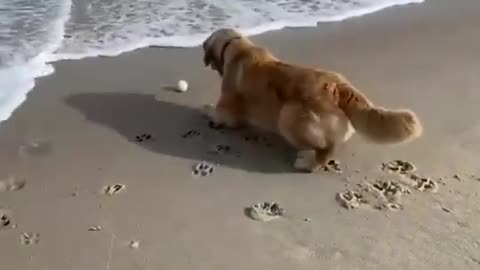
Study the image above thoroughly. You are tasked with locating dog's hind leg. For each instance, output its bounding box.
[278,102,340,172]
[293,143,336,173]
[313,144,335,168]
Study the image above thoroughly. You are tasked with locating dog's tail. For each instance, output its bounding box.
[332,82,423,144]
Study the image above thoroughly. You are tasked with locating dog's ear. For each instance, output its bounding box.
[202,34,215,67]
[203,46,214,67]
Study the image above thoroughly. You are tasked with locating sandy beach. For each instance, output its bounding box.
[1,0,480,269]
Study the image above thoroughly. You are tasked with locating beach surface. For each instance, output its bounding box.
[1,0,480,269]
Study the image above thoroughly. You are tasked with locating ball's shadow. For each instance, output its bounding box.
[65,93,293,173]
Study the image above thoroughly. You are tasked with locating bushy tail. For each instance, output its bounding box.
[335,83,423,144]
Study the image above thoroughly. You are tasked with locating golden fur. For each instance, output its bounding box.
[202,28,423,172]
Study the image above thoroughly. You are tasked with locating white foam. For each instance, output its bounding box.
[0,0,71,122]
[0,57,52,122]
[53,0,425,60]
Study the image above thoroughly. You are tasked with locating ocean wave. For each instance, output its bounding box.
[0,0,71,122]
[54,0,423,60]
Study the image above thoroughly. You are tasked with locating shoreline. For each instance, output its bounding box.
[1,0,480,269]
[0,0,427,124]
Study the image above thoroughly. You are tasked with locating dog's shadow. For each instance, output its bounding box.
[65,93,294,173]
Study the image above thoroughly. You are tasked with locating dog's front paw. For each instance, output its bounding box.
[201,104,215,118]
[294,150,318,173]
[202,104,224,129]
[208,120,225,130]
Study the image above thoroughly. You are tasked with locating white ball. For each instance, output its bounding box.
[176,80,188,92]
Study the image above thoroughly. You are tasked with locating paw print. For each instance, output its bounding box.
[321,159,342,173]
[337,190,365,209]
[382,160,416,174]
[410,175,438,192]
[181,129,200,139]
[1,213,11,228]
[103,184,126,196]
[207,144,231,155]
[247,202,286,222]
[21,232,40,245]
[192,161,215,177]
[135,133,153,142]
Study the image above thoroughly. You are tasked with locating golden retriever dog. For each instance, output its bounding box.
[202,28,423,172]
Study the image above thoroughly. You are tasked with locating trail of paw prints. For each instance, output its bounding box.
[245,202,286,222]
[382,160,438,193]
[181,129,201,139]
[0,176,26,192]
[337,179,409,211]
[21,232,40,245]
[103,184,126,196]
[134,133,153,142]
[337,160,439,211]
[192,161,215,177]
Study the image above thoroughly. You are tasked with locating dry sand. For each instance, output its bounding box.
[1,0,480,269]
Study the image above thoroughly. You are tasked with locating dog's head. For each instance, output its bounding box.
[202,28,243,76]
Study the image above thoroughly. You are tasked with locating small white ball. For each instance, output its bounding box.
[176,80,188,92]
